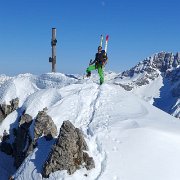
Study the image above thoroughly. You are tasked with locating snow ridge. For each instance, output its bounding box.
[87,85,101,136]
[0,72,180,180]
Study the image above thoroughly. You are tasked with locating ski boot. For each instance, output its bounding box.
[86,72,91,77]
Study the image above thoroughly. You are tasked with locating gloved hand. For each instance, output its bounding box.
[89,59,94,65]
[102,59,107,66]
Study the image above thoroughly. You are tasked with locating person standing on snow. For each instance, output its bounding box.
[86,46,108,85]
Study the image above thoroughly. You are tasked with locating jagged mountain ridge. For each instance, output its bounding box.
[114,51,180,118]
[122,51,180,76]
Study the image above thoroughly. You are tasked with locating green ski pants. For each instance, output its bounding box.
[86,64,104,84]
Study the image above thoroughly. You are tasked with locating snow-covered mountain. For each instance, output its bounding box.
[114,52,180,118]
[0,72,180,180]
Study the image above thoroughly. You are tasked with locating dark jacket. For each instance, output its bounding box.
[91,50,108,66]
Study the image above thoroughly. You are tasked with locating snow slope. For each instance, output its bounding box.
[0,73,78,106]
[112,52,180,118]
[132,74,163,104]
[1,73,180,180]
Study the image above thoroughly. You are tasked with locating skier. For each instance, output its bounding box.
[86,45,108,85]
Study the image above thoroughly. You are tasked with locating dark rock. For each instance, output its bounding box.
[12,109,57,169]
[12,128,17,137]
[34,110,57,142]
[0,98,19,122]
[114,83,133,91]
[0,108,5,122]
[1,104,12,117]
[2,130,10,141]
[0,107,58,169]
[174,52,180,67]
[10,98,19,111]
[13,114,33,168]
[44,134,53,141]
[19,114,33,130]
[42,120,95,178]
[0,130,12,155]
[0,142,13,155]
[135,77,149,86]
[83,152,95,170]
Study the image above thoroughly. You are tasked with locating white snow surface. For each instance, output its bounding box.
[0,73,180,180]
[132,75,164,104]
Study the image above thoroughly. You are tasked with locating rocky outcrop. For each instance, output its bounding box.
[0,130,13,155]
[0,108,5,122]
[13,114,32,168]
[42,120,95,178]
[0,98,19,156]
[13,113,33,168]
[0,107,58,169]
[34,109,57,141]
[0,111,34,168]
[0,98,19,122]
[19,113,33,127]
[14,109,58,168]
[114,83,133,91]
[153,52,179,71]
[0,141,13,155]
[121,52,180,81]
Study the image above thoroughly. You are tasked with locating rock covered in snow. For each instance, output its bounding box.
[0,98,19,156]
[34,109,57,141]
[2,107,58,169]
[113,82,133,91]
[152,52,180,71]
[120,52,180,81]
[42,120,95,178]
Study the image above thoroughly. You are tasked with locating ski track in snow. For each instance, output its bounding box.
[85,84,149,180]
[85,85,108,180]
[94,137,107,180]
[87,85,101,136]
[84,84,151,180]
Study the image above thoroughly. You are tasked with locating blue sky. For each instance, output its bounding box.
[0,0,180,75]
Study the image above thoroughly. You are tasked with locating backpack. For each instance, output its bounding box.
[95,50,108,66]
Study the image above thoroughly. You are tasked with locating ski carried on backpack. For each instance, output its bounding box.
[87,34,109,66]
[99,34,109,51]
[105,35,109,53]
[100,34,103,47]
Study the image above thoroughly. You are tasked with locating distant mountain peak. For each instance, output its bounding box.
[153,52,180,71]
[122,52,180,78]
[114,51,180,119]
